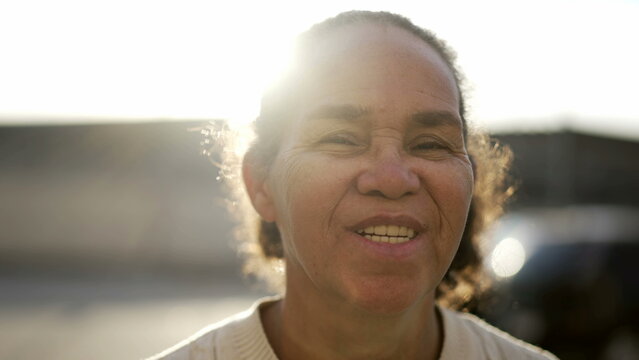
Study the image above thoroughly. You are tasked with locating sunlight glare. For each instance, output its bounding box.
[1,0,638,138]
[490,237,526,279]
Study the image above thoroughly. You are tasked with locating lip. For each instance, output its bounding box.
[346,214,426,260]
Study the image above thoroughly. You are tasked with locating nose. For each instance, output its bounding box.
[356,146,420,199]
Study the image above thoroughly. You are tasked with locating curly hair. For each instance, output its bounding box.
[215,10,513,310]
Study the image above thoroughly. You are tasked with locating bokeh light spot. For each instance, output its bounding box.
[491,237,526,279]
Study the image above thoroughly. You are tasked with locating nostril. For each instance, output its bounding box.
[356,160,420,200]
[364,189,386,197]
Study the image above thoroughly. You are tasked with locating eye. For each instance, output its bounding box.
[320,134,358,146]
[411,140,447,151]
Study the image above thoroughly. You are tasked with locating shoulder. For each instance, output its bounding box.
[146,296,280,360]
[438,306,559,360]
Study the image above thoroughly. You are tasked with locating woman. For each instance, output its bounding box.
[151,10,557,360]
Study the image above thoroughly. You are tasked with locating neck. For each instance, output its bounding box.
[261,267,443,360]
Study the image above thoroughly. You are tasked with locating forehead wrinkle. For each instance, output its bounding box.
[303,104,373,123]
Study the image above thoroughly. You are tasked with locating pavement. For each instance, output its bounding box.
[0,270,270,360]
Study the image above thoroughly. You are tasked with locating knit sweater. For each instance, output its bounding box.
[148,297,558,360]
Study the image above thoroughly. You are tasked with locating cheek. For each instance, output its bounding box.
[418,160,473,277]
[426,160,474,235]
[269,153,351,255]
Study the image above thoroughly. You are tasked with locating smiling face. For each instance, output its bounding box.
[250,23,474,313]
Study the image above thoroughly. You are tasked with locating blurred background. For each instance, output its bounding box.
[1,0,638,359]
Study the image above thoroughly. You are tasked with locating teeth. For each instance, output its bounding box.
[359,225,417,244]
[374,225,386,235]
[363,234,411,244]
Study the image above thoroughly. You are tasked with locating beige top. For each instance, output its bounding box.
[148,297,558,360]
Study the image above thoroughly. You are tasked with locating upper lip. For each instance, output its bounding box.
[348,214,426,233]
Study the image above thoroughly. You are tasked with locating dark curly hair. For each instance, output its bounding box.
[220,10,513,310]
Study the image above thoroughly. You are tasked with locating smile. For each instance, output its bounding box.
[356,225,417,244]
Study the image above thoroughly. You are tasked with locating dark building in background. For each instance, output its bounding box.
[496,131,639,207]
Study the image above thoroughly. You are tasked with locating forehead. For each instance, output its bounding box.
[295,23,460,115]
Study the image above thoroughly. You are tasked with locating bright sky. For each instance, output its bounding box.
[1,0,638,138]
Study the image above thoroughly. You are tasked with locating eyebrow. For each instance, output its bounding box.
[304,104,372,122]
[410,111,462,129]
[304,104,462,129]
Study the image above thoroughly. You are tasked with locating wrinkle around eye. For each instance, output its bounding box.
[409,141,470,163]
[409,134,454,152]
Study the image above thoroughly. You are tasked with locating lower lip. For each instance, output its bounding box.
[348,232,424,260]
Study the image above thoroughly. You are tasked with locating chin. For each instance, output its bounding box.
[344,276,434,315]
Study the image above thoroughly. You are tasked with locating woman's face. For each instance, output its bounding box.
[259,23,473,313]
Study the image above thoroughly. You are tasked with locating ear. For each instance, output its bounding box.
[242,154,277,222]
